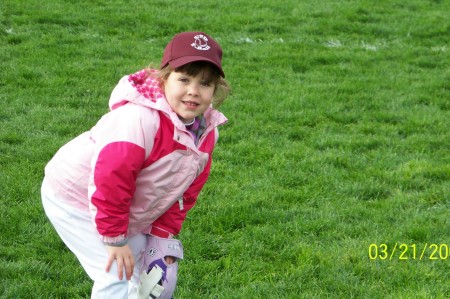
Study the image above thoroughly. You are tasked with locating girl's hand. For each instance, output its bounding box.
[105,244,135,280]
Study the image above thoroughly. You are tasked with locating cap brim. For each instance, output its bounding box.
[168,56,225,78]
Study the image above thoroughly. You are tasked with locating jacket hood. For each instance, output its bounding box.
[109,69,166,111]
[108,69,227,129]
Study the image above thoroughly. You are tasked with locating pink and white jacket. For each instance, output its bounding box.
[44,69,227,244]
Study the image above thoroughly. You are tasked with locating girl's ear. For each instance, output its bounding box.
[160,72,172,88]
[159,78,167,90]
[159,77,167,90]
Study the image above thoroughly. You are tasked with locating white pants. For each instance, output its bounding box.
[41,178,147,299]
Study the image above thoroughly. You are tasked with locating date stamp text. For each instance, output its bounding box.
[368,243,449,260]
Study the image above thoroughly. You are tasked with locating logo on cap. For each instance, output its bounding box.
[191,34,210,51]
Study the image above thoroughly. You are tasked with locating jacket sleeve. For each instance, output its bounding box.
[90,142,145,244]
[88,104,157,244]
[150,154,213,237]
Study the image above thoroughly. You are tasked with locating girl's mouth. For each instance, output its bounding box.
[182,101,199,108]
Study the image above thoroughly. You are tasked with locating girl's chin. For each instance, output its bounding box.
[178,115,196,124]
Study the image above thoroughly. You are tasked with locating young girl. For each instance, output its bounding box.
[41,31,230,299]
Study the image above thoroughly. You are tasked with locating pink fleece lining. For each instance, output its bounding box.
[128,70,164,102]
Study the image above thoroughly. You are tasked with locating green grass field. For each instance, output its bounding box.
[1,0,449,298]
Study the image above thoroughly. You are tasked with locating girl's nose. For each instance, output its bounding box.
[187,84,199,96]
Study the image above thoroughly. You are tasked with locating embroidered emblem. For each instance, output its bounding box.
[147,247,158,257]
[191,34,210,51]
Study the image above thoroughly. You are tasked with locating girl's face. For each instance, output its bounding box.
[164,70,215,124]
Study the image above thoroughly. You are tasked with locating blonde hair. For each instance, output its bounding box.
[146,62,231,109]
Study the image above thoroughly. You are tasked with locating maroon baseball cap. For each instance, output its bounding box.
[160,31,225,77]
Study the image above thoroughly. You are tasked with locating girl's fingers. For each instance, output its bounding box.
[125,255,135,280]
[116,258,124,280]
[105,245,134,280]
[105,255,114,273]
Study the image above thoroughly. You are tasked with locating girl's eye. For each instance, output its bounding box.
[201,81,212,87]
[179,78,189,83]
